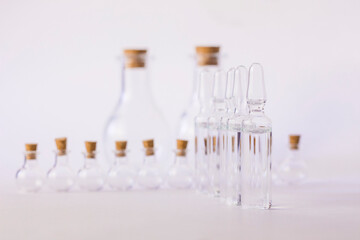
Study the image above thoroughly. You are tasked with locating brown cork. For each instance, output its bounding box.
[289,135,300,150]
[115,141,127,157]
[55,137,67,156]
[123,49,147,68]
[85,141,97,158]
[195,46,220,66]
[176,139,188,156]
[231,136,235,153]
[143,139,154,156]
[212,136,217,152]
[25,143,37,160]
[204,138,208,155]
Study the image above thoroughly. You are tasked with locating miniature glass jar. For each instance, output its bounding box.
[15,143,44,193]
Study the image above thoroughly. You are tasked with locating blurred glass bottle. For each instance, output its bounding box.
[16,143,44,193]
[47,137,76,191]
[168,139,193,189]
[278,135,306,184]
[177,46,221,172]
[194,71,214,193]
[104,49,170,172]
[138,139,163,190]
[241,63,272,209]
[77,141,105,191]
[107,141,136,190]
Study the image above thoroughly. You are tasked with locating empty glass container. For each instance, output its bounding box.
[47,137,76,192]
[15,143,44,193]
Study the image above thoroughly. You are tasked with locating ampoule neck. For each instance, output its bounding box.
[248,100,266,115]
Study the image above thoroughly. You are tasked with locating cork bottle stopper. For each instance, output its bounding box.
[25,143,37,160]
[142,139,154,156]
[176,139,188,156]
[123,49,147,68]
[115,141,127,157]
[195,46,220,66]
[289,135,300,150]
[55,137,67,156]
[85,141,97,158]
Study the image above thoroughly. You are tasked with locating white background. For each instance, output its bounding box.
[0,0,359,182]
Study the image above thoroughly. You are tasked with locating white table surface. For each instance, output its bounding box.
[0,179,359,240]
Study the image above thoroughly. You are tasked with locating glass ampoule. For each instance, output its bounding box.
[138,139,163,190]
[177,46,221,175]
[241,63,272,209]
[77,141,105,191]
[107,141,136,191]
[194,70,214,193]
[208,70,227,197]
[168,140,193,189]
[104,49,170,172]
[225,66,248,205]
[15,143,44,193]
[47,137,76,192]
[278,135,306,185]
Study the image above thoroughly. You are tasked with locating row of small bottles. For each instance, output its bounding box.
[16,138,194,192]
[193,62,273,209]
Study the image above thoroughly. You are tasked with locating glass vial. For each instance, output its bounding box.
[177,46,221,174]
[138,139,163,190]
[278,135,306,184]
[168,140,193,189]
[241,63,272,209]
[15,143,44,193]
[104,49,170,172]
[77,141,105,191]
[107,141,136,190]
[47,137,76,192]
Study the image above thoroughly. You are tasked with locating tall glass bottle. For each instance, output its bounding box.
[241,63,272,209]
[104,49,170,172]
[208,70,227,197]
[177,46,221,173]
[194,71,214,193]
[15,143,44,193]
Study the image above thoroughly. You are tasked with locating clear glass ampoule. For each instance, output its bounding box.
[225,66,248,205]
[241,63,272,209]
[138,139,163,190]
[177,46,221,175]
[47,137,76,192]
[107,141,136,191]
[15,143,44,193]
[168,140,193,189]
[208,70,227,197]
[194,71,214,193]
[103,49,170,172]
[77,141,105,191]
[278,135,306,185]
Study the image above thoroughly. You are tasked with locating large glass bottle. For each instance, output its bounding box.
[177,46,221,173]
[241,63,272,209]
[194,70,214,193]
[104,49,170,172]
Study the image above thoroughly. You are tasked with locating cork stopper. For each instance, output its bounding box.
[289,135,300,150]
[123,49,147,68]
[195,46,220,66]
[142,139,154,156]
[55,137,67,156]
[85,141,97,158]
[115,141,127,157]
[25,143,37,160]
[176,139,188,157]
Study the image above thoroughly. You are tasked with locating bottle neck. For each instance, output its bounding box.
[114,156,128,165]
[193,65,219,98]
[174,155,188,165]
[122,67,152,102]
[24,159,39,167]
[143,155,157,165]
[55,154,69,166]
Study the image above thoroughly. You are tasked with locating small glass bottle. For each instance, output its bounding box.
[241,63,272,209]
[177,46,221,174]
[15,143,44,193]
[168,140,193,189]
[77,141,105,191]
[47,137,76,192]
[278,135,306,185]
[107,140,136,190]
[138,139,163,190]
